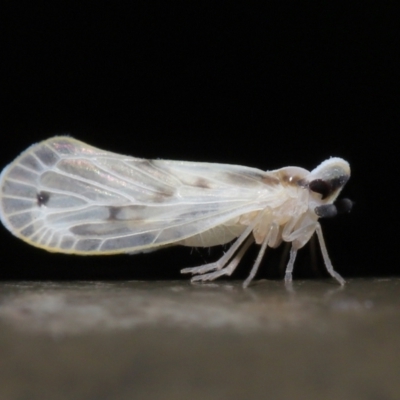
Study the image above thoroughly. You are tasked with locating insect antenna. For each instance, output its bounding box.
[335,198,353,214]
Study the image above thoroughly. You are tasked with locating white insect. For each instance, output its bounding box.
[0,137,352,287]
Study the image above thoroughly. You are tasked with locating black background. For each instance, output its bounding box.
[1,3,397,281]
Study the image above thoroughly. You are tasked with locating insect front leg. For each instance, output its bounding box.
[315,223,345,285]
[284,246,298,283]
[283,221,345,285]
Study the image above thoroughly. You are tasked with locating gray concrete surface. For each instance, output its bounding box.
[0,278,399,400]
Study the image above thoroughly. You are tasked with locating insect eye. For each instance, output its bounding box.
[309,179,331,199]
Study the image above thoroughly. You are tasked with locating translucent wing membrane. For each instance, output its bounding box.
[0,137,281,254]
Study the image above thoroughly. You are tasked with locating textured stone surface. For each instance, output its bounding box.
[0,278,399,399]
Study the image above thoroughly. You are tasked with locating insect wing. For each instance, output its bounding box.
[0,137,281,254]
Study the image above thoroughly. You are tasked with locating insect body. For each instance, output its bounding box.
[0,137,352,287]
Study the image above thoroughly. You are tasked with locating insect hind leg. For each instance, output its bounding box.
[181,219,258,277]
[190,235,254,282]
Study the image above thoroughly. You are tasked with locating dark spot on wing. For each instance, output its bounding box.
[37,191,50,206]
[108,206,121,220]
[261,175,280,186]
[193,178,212,189]
[152,191,174,202]
[106,205,150,222]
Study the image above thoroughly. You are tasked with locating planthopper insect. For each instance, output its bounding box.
[0,137,352,287]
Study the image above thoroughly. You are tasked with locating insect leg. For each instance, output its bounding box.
[282,219,316,283]
[181,215,261,276]
[190,234,254,282]
[315,223,346,285]
[284,246,298,283]
[242,223,278,288]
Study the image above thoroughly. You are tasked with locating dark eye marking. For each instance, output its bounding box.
[37,191,50,206]
[309,176,349,199]
[309,179,331,199]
